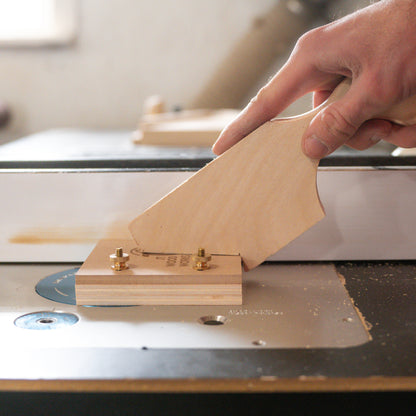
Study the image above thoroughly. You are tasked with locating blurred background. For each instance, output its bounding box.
[0,0,374,146]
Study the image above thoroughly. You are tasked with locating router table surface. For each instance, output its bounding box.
[1,261,414,388]
[1,130,415,414]
[0,261,415,415]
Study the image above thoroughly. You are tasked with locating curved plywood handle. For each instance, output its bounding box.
[129,78,416,271]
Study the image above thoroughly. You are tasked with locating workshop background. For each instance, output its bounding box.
[1,2,415,413]
[0,0,371,145]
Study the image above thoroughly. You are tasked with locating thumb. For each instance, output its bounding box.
[302,82,377,159]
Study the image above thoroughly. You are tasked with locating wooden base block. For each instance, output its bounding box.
[75,239,242,305]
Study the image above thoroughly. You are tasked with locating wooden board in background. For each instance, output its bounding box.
[132,109,240,146]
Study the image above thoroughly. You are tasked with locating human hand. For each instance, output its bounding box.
[212,0,416,159]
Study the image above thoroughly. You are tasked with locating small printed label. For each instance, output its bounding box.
[228,309,282,316]
[165,254,191,267]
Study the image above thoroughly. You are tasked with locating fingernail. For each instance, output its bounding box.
[304,135,330,159]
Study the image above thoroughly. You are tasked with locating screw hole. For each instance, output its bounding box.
[36,318,57,325]
[198,315,228,326]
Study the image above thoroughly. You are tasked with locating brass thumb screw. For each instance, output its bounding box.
[109,247,129,271]
[192,248,211,271]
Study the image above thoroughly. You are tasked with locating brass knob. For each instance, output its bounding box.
[192,248,211,271]
[109,247,129,271]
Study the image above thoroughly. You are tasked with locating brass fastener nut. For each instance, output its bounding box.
[109,247,129,271]
[192,248,211,271]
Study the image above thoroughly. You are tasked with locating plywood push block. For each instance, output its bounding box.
[76,79,416,306]
[75,239,242,305]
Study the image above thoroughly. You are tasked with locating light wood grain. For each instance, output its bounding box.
[75,239,242,305]
[129,79,416,270]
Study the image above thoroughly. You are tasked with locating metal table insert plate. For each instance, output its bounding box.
[1,263,369,350]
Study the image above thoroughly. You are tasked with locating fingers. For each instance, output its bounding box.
[212,60,315,155]
[345,119,393,150]
[337,120,416,151]
[373,123,416,149]
[302,80,384,158]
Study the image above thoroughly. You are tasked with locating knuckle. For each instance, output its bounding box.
[248,85,276,119]
[294,32,309,52]
[320,107,358,143]
[250,86,268,107]
[295,26,322,52]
